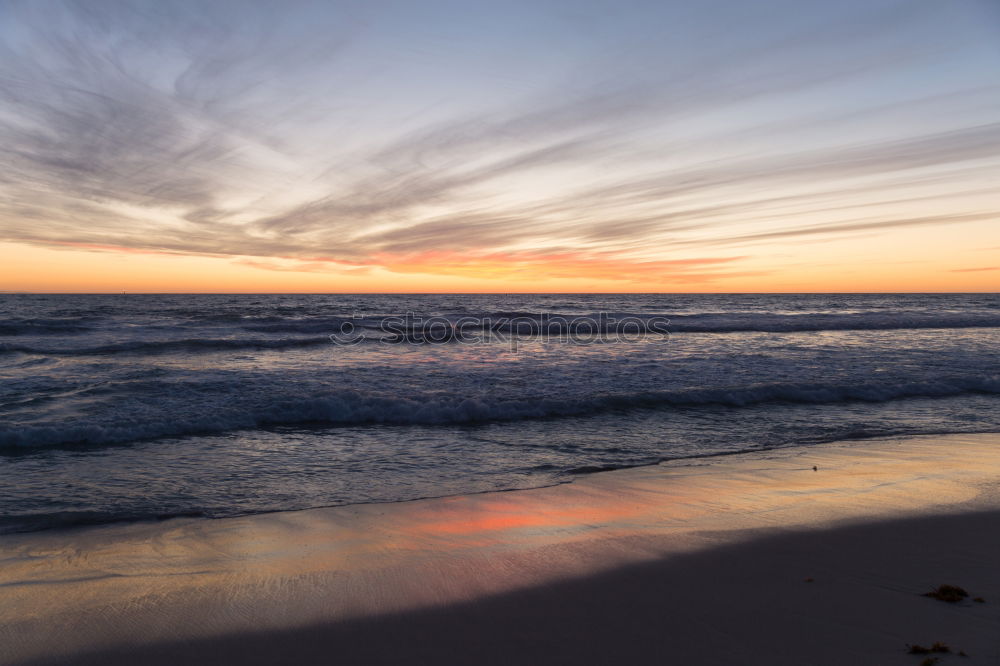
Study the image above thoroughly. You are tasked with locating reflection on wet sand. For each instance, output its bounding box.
[2,433,999,664]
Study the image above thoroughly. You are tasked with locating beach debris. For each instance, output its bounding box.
[803,577,815,583]
[918,658,939,666]
[812,465,817,471]
[923,584,969,603]
[973,597,985,603]
[907,642,950,655]
[959,649,969,657]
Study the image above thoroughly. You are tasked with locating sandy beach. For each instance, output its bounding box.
[3,433,1000,665]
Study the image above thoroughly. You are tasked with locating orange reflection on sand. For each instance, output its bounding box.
[399,495,644,540]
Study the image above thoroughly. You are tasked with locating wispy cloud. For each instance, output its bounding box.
[677,212,997,246]
[0,0,998,284]
[369,250,759,283]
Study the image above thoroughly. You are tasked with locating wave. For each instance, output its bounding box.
[235,310,1000,335]
[0,336,334,356]
[5,312,998,355]
[477,311,1000,333]
[3,375,998,449]
[0,510,209,535]
[665,311,1000,333]
[0,318,94,336]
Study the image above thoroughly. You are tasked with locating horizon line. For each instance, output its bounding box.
[2,291,997,296]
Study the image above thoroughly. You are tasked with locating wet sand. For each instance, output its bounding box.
[3,433,1000,665]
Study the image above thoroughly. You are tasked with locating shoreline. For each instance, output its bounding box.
[3,432,1000,664]
[7,428,999,539]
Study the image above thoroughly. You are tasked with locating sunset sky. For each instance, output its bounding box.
[0,0,998,292]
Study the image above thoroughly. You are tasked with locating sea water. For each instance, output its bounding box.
[1,293,998,533]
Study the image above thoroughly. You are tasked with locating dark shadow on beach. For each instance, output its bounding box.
[27,510,1000,666]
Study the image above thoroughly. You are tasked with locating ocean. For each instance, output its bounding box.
[1,293,998,534]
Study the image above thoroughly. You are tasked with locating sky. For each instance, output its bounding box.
[0,0,998,293]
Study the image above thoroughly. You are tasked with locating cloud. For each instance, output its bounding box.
[232,258,372,274]
[679,212,996,246]
[949,266,999,273]
[370,249,758,283]
[0,0,997,284]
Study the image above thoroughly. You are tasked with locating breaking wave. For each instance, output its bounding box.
[3,375,998,449]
